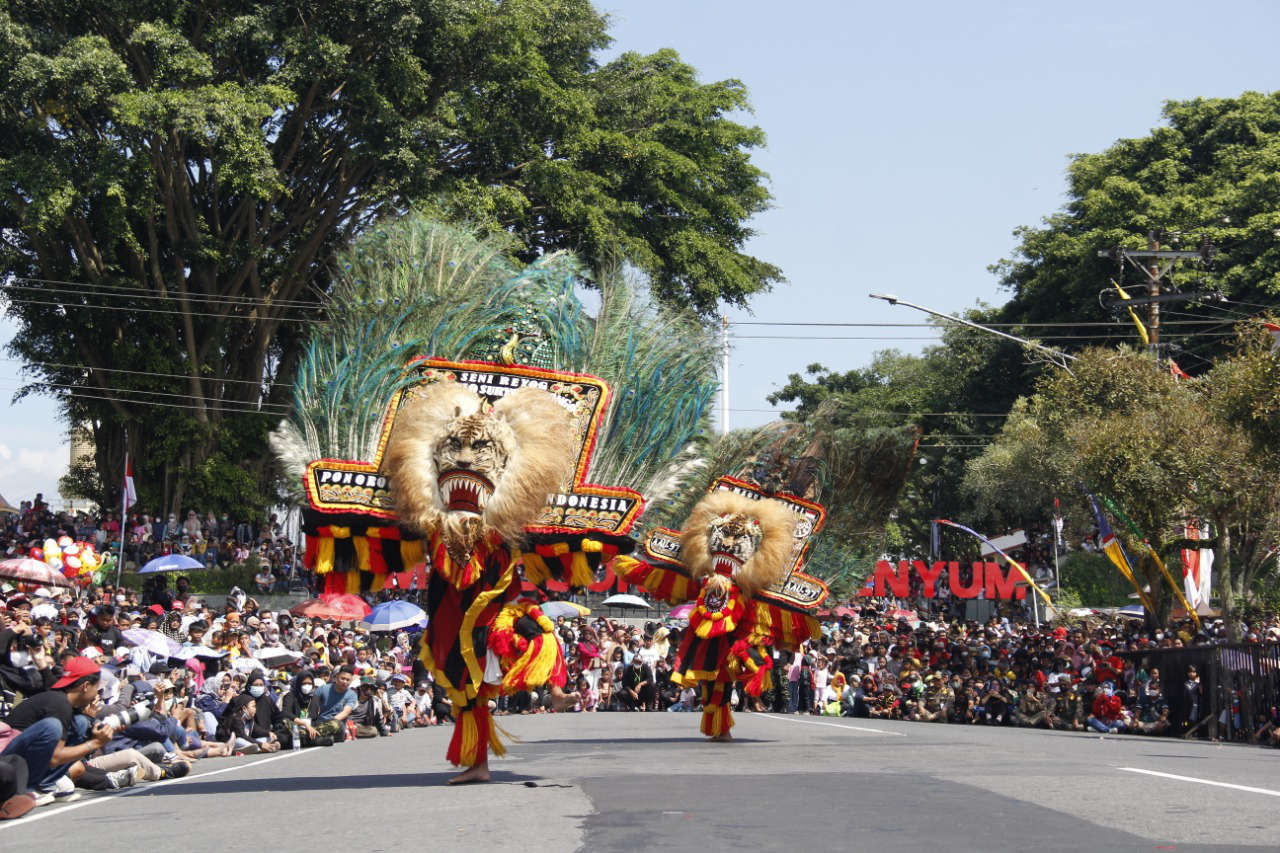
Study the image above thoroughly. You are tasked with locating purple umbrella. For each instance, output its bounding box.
[666,603,694,620]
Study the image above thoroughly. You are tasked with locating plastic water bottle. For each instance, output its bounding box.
[291,722,301,751]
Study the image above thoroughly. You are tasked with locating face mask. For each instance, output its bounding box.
[315,677,328,686]
[301,684,314,695]
[163,698,175,711]
[9,651,30,668]
[116,594,127,603]
[249,685,266,698]
[1100,687,1112,697]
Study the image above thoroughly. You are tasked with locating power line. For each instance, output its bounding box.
[0,357,292,388]
[729,332,1238,341]
[7,278,328,311]
[1,295,324,324]
[0,379,291,415]
[727,408,1013,416]
[729,319,1230,328]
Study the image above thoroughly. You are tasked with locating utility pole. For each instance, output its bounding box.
[1097,232,1213,359]
[1147,231,1161,352]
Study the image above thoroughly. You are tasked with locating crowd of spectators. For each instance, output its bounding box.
[1,497,306,589]
[2,494,1277,823]
[0,577,455,820]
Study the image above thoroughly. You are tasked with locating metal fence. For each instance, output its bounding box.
[1117,642,1280,741]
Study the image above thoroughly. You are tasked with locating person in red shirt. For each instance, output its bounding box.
[1087,680,1126,733]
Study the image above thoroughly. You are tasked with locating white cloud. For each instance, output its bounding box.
[0,443,10,460]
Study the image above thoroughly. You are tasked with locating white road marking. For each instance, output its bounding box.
[759,713,908,736]
[1119,767,1280,797]
[0,748,309,830]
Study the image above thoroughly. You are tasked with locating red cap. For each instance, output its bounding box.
[148,604,165,616]
[52,656,101,689]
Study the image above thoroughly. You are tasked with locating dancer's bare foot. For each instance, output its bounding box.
[549,685,580,712]
[707,733,733,743]
[449,761,491,785]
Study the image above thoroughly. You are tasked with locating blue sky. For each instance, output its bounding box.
[3,0,1279,507]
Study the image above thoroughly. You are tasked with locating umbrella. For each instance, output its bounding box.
[255,646,303,668]
[320,592,372,620]
[0,558,74,588]
[289,595,371,622]
[1117,604,1145,620]
[601,593,653,610]
[122,628,183,658]
[176,644,227,660]
[359,600,428,632]
[665,603,694,620]
[541,601,589,620]
[139,554,204,574]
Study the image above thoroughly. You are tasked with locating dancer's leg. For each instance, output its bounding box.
[701,680,734,742]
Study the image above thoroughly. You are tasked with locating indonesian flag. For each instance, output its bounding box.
[1181,521,1213,610]
[123,454,137,509]
[1264,322,1280,353]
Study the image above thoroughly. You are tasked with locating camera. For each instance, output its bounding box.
[100,702,153,730]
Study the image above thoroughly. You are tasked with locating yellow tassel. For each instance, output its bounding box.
[569,551,594,587]
[503,636,561,692]
[345,571,360,594]
[551,542,570,557]
[353,536,371,570]
[582,538,603,553]
[522,552,551,585]
[401,539,424,567]
[456,706,480,765]
[371,574,386,593]
[315,538,334,575]
[330,526,351,539]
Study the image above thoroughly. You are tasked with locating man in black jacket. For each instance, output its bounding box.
[620,658,655,711]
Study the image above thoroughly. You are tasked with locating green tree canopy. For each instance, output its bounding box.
[0,0,777,513]
[994,91,1280,362]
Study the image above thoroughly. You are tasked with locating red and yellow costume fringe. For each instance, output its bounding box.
[416,535,568,767]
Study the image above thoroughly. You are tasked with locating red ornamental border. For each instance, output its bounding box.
[302,357,644,534]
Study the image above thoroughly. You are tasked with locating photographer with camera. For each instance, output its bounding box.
[0,656,118,804]
[0,605,58,698]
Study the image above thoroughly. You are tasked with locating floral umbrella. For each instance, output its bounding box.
[0,558,73,588]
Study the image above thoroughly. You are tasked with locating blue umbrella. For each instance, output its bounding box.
[138,554,205,574]
[359,599,428,632]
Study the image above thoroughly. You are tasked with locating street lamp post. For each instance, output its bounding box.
[868,293,1076,369]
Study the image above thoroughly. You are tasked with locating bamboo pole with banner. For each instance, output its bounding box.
[1098,494,1202,631]
[934,519,1055,614]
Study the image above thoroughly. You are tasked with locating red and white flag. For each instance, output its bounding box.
[123,454,137,509]
[1263,322,1280,353]
[1181,521,1213,611]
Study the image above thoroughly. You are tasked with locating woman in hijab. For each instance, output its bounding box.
[280,669,329,747]
[217,676,281,754]
[239,670,285,749]
[159,609,186,641]
[577,625,604,694]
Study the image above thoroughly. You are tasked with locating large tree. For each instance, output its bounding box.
[0,0,778,513]
[767,314,1039,557]
[964,345,1280,632]
[994,91,1280,360]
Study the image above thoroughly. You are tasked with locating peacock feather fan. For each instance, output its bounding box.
[271,214,721,513]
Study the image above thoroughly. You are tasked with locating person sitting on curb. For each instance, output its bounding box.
[0,656,117,805]
[1087,680,1126,734]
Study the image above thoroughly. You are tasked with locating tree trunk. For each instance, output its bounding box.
[1213,515,1237,642]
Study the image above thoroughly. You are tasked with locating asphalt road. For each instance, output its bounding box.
[2,711,1276,852]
